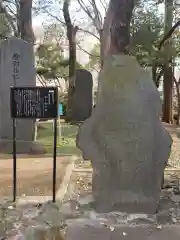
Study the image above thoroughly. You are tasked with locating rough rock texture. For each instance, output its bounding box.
[77,55,172,214]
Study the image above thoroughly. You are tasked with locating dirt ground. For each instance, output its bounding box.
[0,157,70,197]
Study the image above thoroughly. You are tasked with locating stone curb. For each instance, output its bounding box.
[56,155,78,200]
[17,196,52,204]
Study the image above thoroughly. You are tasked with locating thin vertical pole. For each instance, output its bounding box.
[12,118,17,202]
[52,118,57,202]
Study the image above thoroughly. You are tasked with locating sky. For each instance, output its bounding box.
[32,0,104,65]
[32,0,166,68]
[32,15,44,27]
[32,0,106,27]
[33,1,179,88]
[32,0,165,27]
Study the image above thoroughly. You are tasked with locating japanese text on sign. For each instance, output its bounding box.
[12,53,20,83]
[10,87,58,119]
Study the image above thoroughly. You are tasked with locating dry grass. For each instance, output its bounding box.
[0,157,70,197]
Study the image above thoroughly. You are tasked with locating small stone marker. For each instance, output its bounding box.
[72,69,93,122]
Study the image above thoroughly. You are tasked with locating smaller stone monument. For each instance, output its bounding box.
[72,69,93,122]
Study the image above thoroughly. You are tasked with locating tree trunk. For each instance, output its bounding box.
[63,0,78,122]
[162,0,173,123]
[19,0,36,140]
[173,77,180,126]
[177,88,180,126]
[102,0,134,57]
[162,66,173,123]
[19,0,34,43]
[100,29,104,67]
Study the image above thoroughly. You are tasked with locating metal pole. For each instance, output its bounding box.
[58,116,62,141]
[52,118,57,202]
[12,118,17,202]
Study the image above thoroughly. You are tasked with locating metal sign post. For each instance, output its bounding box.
[10,87,58,202]
[53,118,57,202]
[12,118,16,202]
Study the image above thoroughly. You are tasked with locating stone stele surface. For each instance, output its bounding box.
[77,54,172,214]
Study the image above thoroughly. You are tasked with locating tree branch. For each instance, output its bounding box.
[36,75,47,86]
[91,0,103,30]
[43,8,65,25]
[159,19,180,50]
[77,0,102,33]
[63,0,72,30]
[91,65,99,72]
[0,1,18,36]
[78,27,100,40]
[99,0,108,11]
[63,0,78,86]
[153,19,180,86]
[77,43,100,58]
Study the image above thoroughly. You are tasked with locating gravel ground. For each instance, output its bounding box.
[63,170,92,201]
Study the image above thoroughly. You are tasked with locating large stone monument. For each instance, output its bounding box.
[0,37,37,153]
[71,69,93,122]
[77,55,172,214]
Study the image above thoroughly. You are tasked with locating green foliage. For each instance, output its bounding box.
[36,42,83,83]
[130,4,164,67]
[59,91,68,108]
[86,1,178,71]
[36,43,65,79]
[131,0,180,70]
[86,2,165,70]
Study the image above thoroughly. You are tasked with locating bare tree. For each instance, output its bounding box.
[103,0,135,56]
[76,0,107,65]
[173,76,180,125]
[19,0,35,43]
[0,0,18,36]
[63,0,78,122]
[0,0,35,39]
[34,0,107,65]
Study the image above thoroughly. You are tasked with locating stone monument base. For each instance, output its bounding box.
[1,192,180,239]
[67,220,180,240]
[0,139,46,154]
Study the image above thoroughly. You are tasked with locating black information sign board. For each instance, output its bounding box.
[10,87,58,119]
[10,87,58,203]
